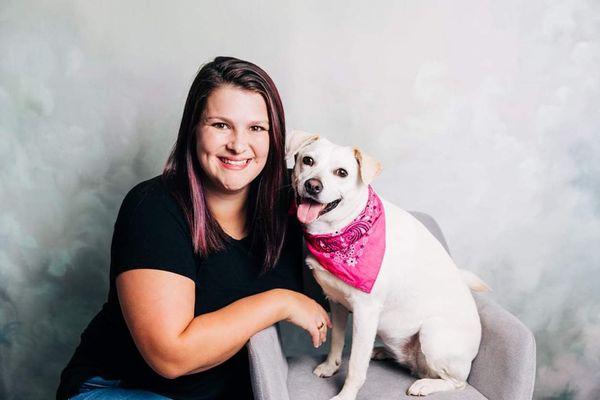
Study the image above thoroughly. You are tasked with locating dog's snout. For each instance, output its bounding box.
[304,179,323,195]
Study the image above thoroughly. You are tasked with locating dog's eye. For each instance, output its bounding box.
[302,156,314,166]
[335,168,348,178]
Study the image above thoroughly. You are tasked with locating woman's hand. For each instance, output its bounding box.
[276,289,332,348]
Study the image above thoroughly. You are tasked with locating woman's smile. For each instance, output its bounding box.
[218,156,253,169]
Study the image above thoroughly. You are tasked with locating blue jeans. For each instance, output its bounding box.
[69,376,172,399]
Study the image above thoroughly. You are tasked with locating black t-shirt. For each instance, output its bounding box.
[56,175,304,400]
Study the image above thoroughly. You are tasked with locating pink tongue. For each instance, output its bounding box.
[297,201,326,224]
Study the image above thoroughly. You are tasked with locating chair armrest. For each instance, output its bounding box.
[469,293,536,400]
[247,324,291,400]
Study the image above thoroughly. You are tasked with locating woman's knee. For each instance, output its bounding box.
[71,388,171,400]
[70,376,171,400]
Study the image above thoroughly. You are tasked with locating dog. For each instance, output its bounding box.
[286,130,490,399]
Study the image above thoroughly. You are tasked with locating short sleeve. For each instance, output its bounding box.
[110,181,197,282]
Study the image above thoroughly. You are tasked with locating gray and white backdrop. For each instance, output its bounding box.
[1,1,599,399]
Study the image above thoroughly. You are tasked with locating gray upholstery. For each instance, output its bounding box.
[469,294,536,400]
[248,211,536,400]
[287,355,487,400]
[248,324,291,400]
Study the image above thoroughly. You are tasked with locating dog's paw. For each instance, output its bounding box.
[407,378,456,396]
[407,378,437,396]
[313,360,341,378]
[328,388,359,400]
[371,346,390,360]
[328,395,355,400]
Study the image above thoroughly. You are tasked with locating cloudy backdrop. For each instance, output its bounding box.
[1,1,599,398]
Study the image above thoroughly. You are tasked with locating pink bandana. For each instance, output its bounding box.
[292,186,386,293]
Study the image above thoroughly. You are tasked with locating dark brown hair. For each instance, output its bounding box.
[162,56,288,271]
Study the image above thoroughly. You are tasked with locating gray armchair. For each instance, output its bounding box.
[248,212,536,400]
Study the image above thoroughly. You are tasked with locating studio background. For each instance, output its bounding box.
[1,1,599,399]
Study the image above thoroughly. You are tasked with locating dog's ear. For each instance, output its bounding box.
[285,130,320,167]
[353,148,382,185]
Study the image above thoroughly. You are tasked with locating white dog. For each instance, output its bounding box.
[286,130,489,399]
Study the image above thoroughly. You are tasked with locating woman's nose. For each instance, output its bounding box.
[226,130,248,154]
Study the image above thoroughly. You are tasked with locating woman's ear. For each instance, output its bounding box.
[285,130,320,168]
[353,147,382,185]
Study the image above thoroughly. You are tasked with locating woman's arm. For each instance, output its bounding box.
[117,269,330,379]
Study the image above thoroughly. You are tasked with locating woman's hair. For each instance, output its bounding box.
[162,56,288,271]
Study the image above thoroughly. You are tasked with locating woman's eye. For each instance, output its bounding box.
[302,156,314,166]
[335,168,348,178]
[212,122,229,129]
[250,126,267,132]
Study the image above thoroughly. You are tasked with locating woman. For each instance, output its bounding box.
[57,56,330,400]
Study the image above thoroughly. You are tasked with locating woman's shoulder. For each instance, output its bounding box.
[117,175,187,230]
[111,175,196,280]
[121,174,181,209]
[122,175,169,208]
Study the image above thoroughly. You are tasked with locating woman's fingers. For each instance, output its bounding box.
[310,325,321,348]
[310,318,328,348]
[319,322,327,344]
[283,292,332,348]
[314,315,328,347]
[315,304,331,328]
[325,313,332,328]
[320,310,332,341]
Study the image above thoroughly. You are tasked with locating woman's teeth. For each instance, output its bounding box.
[220,158,250,166]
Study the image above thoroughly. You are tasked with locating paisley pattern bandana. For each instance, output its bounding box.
[295,186,386,293]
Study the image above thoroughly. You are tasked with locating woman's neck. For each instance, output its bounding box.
[204,185,249,240]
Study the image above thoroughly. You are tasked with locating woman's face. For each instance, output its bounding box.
[196,85,270,195]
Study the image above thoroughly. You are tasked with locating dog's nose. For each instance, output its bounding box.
[304,179,323,195]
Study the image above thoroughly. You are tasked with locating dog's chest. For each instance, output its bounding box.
[309,261,356,310]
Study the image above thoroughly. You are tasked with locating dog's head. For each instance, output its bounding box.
[286,130,382,226]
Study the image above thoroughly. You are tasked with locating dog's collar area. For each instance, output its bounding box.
[303,187,380,248]
[300,186,386,293]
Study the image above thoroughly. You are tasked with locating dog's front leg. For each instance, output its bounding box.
[331,304,380,400]
[314,300,349,377]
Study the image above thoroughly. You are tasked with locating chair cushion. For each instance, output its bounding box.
[287,355,488,400]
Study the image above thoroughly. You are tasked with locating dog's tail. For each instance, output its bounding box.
[459,269,491,292]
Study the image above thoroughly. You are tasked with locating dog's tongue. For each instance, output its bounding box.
[297,200,326,224]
